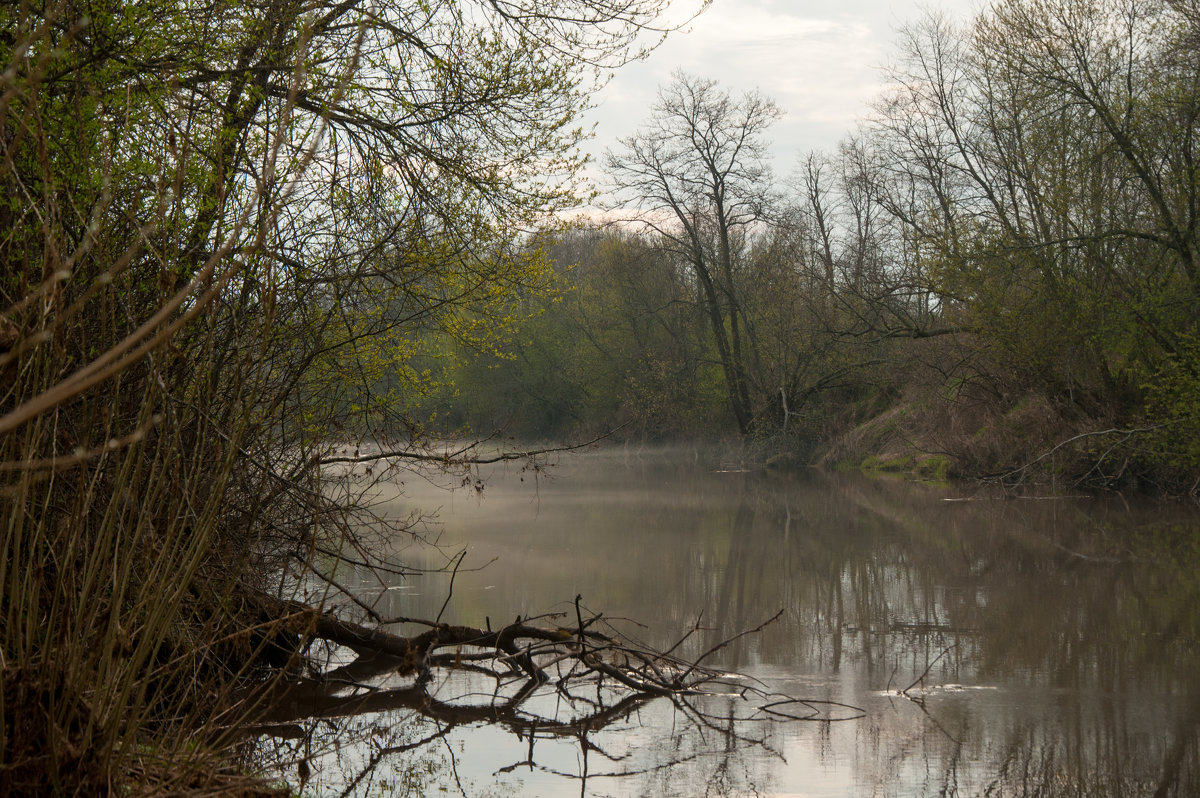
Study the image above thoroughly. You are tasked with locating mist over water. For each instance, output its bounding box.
[300,447,1200,796]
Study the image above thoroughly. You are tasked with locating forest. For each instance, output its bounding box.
[1,0,1198,793]
[427,4,1200,492]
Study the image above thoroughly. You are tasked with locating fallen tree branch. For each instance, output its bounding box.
[985,423,1167,487]
[316,425,628,469]
[250,591,576,682]
[245,588,801,713]
[238,589,859,796]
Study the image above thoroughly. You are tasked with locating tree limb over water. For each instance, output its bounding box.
[316,426,626,470]
[242,592,858,793]
[248,591,817,707]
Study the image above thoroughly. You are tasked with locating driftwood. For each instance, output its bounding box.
[246,590,761,696]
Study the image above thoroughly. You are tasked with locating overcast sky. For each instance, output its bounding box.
[583,0,981,183]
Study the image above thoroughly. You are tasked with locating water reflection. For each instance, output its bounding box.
[282,447,1200,796]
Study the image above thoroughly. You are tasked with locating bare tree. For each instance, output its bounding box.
[606,71,781,435]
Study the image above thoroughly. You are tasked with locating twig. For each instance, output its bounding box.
[901,644,957,697]
[436,550,467,625]
[574,594,588,658]
[677,610,784,685]
[758,698,866,721]
[0,413,162,472]
[317,425,626,469]
[986,424,1167,485]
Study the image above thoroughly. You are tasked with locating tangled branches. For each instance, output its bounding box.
[243,593,861,793]
[250,593,782,702]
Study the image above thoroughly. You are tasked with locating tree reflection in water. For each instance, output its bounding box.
[245,601,859,796]
[251,449,1200,796]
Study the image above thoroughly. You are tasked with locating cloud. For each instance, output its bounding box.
[585,0,977,176]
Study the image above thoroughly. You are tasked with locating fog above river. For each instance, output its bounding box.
[292,446,1200,796]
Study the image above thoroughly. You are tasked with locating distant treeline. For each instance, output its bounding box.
[412,0,1200,490]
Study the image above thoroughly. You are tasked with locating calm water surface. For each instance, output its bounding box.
[287,447,1200,796]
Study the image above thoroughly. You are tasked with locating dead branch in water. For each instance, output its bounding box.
[247,589,783,698]
[243,590,860,795]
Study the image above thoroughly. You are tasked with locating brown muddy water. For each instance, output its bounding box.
[266,446,1200,796]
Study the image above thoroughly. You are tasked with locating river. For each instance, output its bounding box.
[272,446,1200,796]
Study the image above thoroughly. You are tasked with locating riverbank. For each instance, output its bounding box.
[814,386,1194,495]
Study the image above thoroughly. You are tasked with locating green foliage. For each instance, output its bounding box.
[0,0,679,790]
[912,455,951,483]
[1144,332,1200,470]
[430,0,1200,490]
[852,0,1200,482]
[424,228,732,440]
